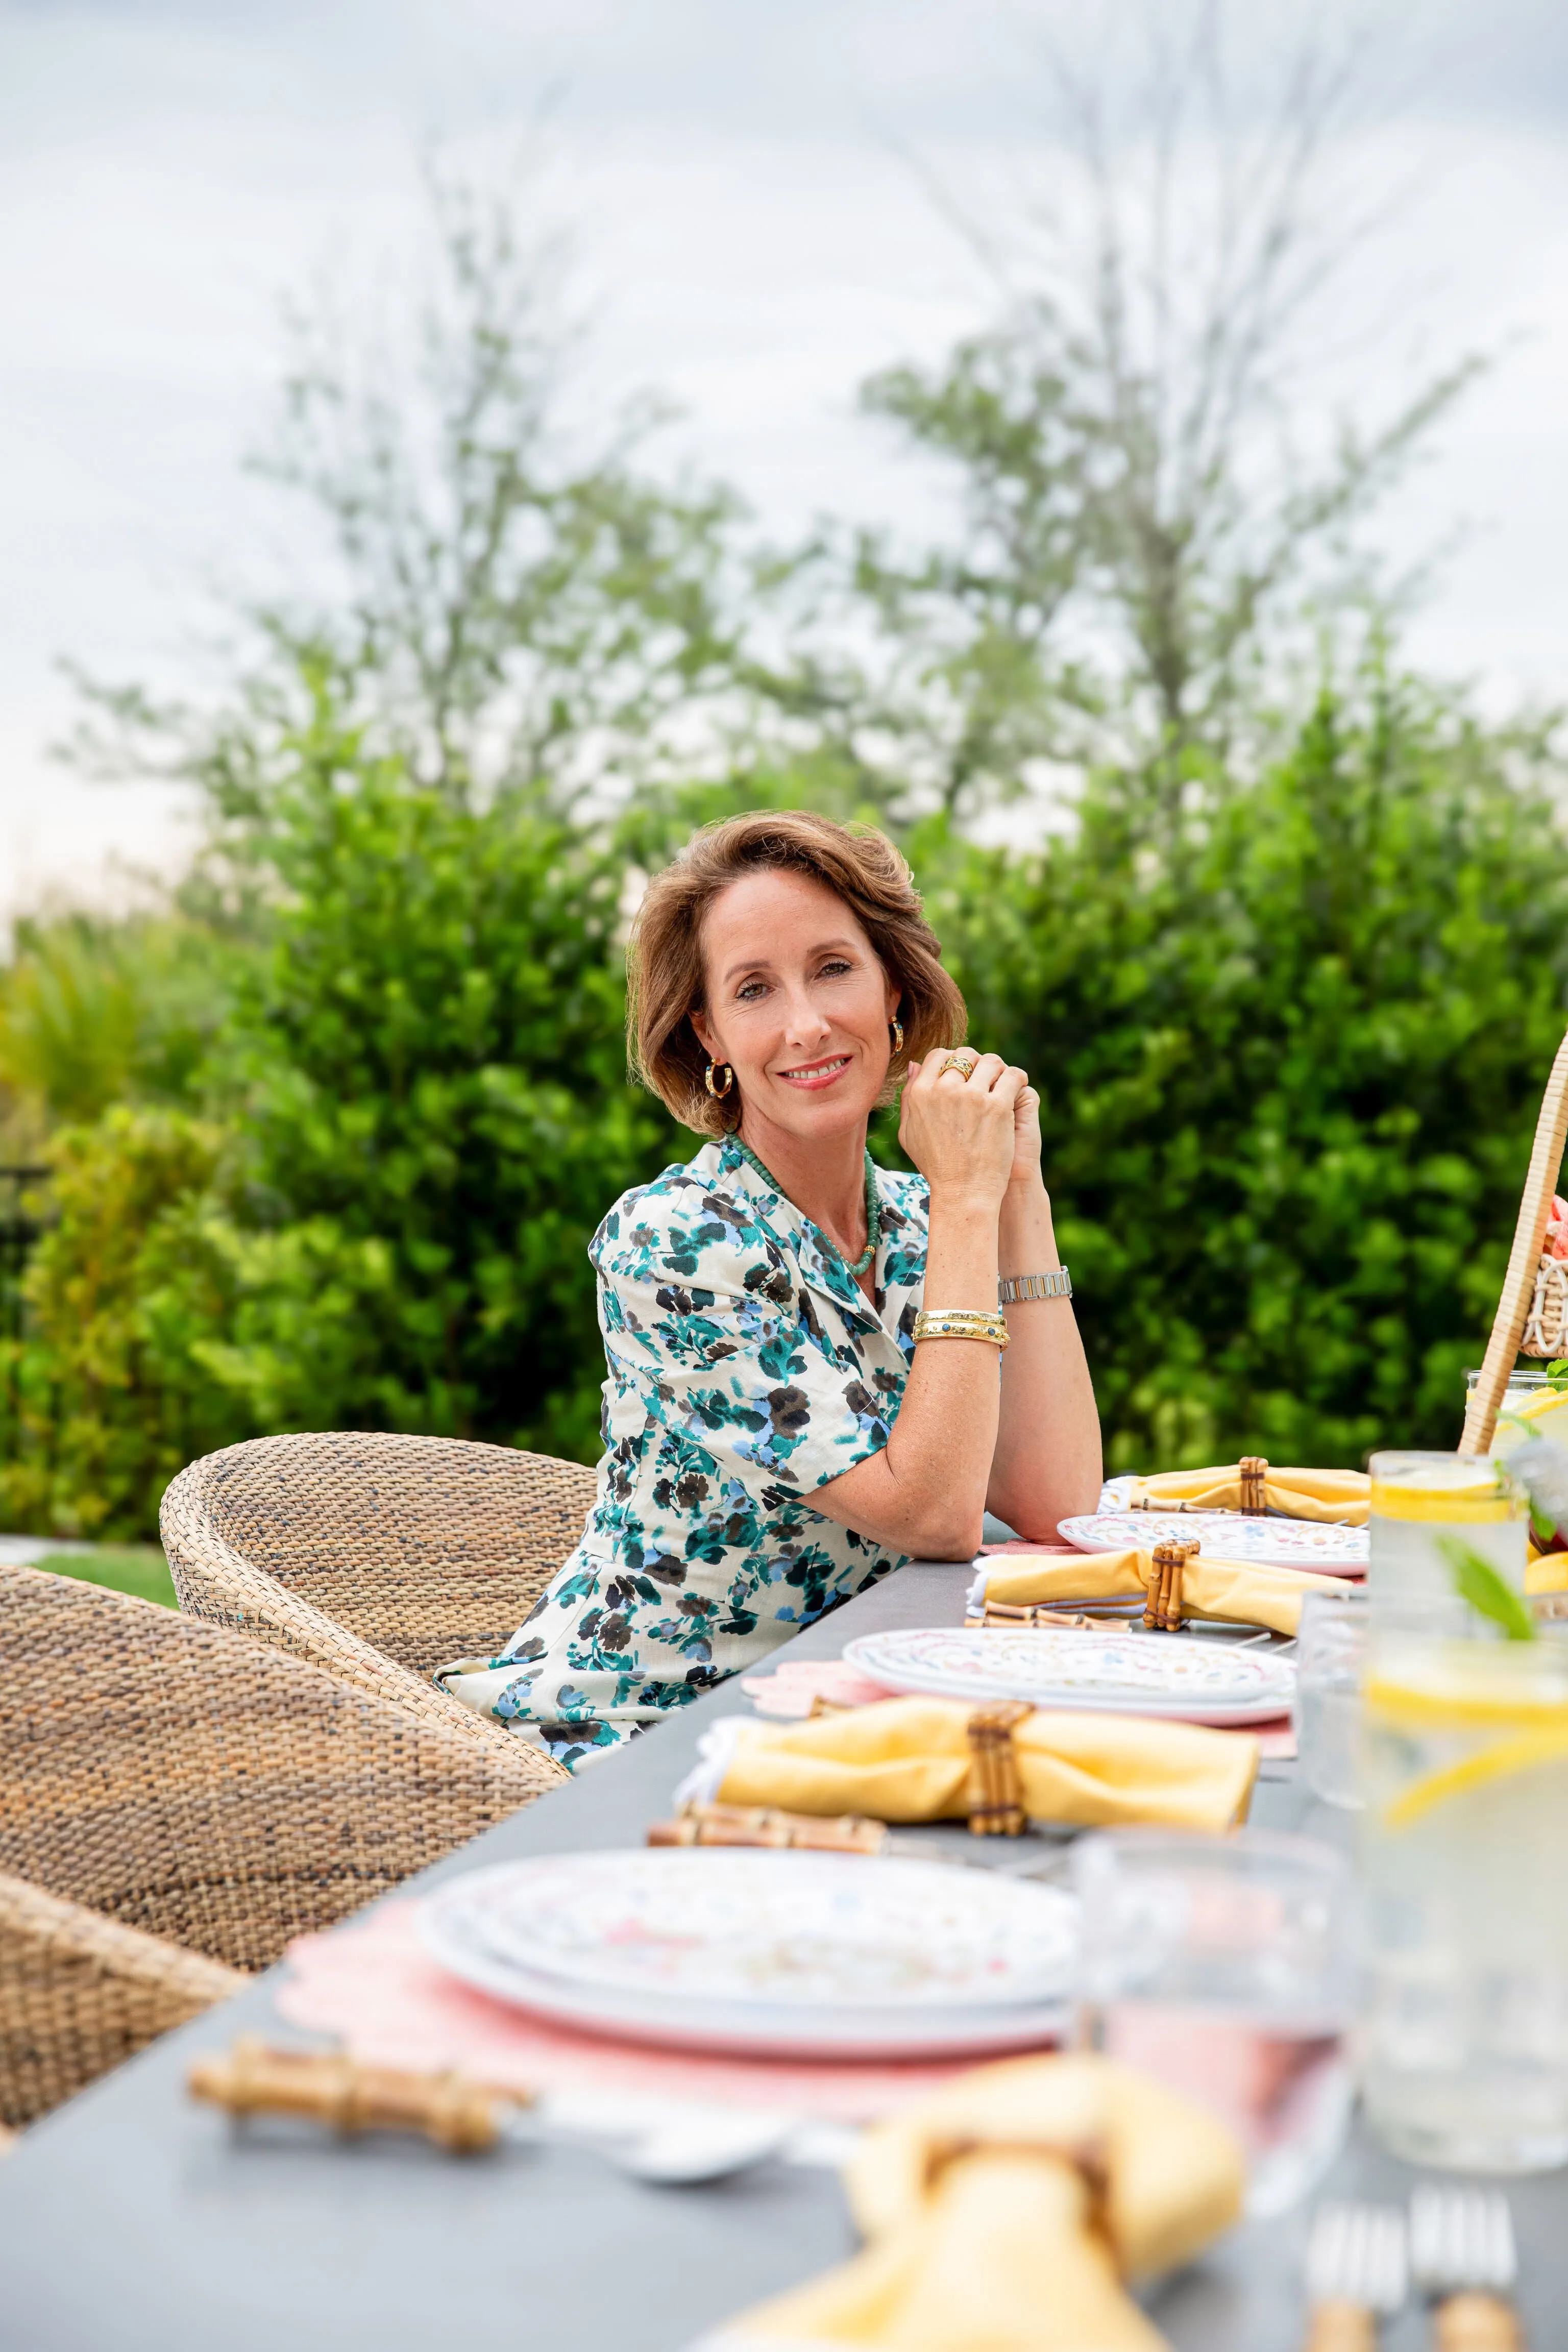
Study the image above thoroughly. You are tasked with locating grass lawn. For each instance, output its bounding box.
[39,1546,178,1608]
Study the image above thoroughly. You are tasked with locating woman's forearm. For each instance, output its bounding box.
[987,1174,1102,1537]
[812,1179,1002,1558]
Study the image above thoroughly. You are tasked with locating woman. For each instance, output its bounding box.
[437,811,1102,1766]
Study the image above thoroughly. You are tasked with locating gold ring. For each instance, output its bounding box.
[940,1051,980,1079]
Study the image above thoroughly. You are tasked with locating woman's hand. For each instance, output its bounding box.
[898,1050,1030,1209]
[1010,1078,1043,1190]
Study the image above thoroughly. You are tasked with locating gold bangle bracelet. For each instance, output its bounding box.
[914,1309,1010,1351]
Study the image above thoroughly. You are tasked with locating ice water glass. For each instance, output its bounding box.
[1071,1828,1355,2216]
[1466,1365,1568,1463]
[1294,1589,1367,1811]
[1368,1451,1527,1616]
[1360,1627,1568,2171]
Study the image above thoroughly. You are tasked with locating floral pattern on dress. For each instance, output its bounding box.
[435,1135,928,1768]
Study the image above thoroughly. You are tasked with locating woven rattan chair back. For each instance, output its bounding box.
[0,1868,243,2128]
[0,1560,560,1974]
[162,1431,597,1684]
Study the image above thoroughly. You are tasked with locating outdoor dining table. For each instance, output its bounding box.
[1,1556,1561,2352]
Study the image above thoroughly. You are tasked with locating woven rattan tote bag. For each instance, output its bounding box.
[1460,1030,1568,1456]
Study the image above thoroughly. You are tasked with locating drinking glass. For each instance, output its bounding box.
[1466,1364,1568,1458]
[1359,1627,1568,2171]
[1071,1828,1355,2216]
[1368,1451,1527,1616]
[1293,1588,1367,1810]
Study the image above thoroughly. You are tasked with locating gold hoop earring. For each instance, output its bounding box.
[704,1060,734,1100]
[890,1015,904,1055]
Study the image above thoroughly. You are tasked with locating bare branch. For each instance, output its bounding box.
[855,0,1487,797]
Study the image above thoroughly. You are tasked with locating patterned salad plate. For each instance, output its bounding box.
[420,1849,1077,2059]
[1059,1509,1368,1575]
[844,1624,1295,1725]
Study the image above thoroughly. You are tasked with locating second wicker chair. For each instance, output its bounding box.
[0,1560,559,1978]
[162,1431,598,1749]
[0,1869,243,2129]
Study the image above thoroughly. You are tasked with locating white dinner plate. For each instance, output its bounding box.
[419,1850,1076,2059]
[427,1848,1076,2008]
[844,1624,1296,1724]
[1058,1509,1368,1575]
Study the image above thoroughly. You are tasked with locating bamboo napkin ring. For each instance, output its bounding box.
[966,1699,1034,1835]
[1433,2292,1525,2351]
[1239,1456,1268,1514]
[971,1599,1097,1630]
[647,1802,888,1855]
[923,2127,1110,2216]
[1143,1538,1199,1631]
[188,2037,505,2153]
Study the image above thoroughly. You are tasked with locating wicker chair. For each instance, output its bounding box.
[0,1868,243,2129]
[161,1433,598,1744]
[0,1560,560,1983]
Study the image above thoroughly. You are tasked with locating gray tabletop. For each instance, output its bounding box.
[1,1561,1559,2350]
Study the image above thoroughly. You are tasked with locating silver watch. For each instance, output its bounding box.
[998,1268,1072,1304]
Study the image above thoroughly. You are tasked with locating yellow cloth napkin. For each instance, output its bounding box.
[709,1696,1258,1832]
[707,2052,1244,2351]
[978,1546,1343,1638]
[1126,1464,1368,1527]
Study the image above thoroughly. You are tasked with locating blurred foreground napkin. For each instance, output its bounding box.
[680,1698,1257,1832]
[1124,1464,1368,1525]
[697,2052,1243,2352]
[974,1547,1343,1638]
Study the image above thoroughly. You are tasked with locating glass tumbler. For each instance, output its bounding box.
[1466,1365,1568,1464]
[1360,1628,1568,2171]
[1072,1828,1355,2216]
[1368,1451,1527,1616]
[1293,1588,1368,1810]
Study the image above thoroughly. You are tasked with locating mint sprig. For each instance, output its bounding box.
[1438,1536,1537,1642]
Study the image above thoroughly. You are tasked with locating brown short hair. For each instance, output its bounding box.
[627,810,968,1136]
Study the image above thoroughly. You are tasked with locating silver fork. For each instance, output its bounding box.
[1302,2201,1407,2350]
[1408,2185,1523,2350]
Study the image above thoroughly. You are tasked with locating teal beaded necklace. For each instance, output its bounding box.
[729,1135,881,1279]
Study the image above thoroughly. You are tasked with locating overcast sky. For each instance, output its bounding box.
[2,0,1566,924]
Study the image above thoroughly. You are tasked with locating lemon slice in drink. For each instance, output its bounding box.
[1508,1385,1568,1426]
[1368,1657,1568,1829]
[1492,1383,1568,1455]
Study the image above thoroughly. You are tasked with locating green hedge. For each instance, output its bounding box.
[927,689,1568,1466]
[3,684,1563,1537]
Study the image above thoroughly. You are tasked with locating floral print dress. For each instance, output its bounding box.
[435,1135,928,1768]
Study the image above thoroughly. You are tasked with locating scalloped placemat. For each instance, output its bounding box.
[276,1899,976,2121]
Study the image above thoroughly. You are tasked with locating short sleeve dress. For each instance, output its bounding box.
[435,1135,929,1768]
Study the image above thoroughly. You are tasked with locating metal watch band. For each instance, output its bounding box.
[998,1268,1072,1304]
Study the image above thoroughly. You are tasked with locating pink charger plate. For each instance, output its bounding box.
[276,1899,986,2121]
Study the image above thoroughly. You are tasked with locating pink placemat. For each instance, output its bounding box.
[740,1657,896,1718]
[274,1900,976,2122]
